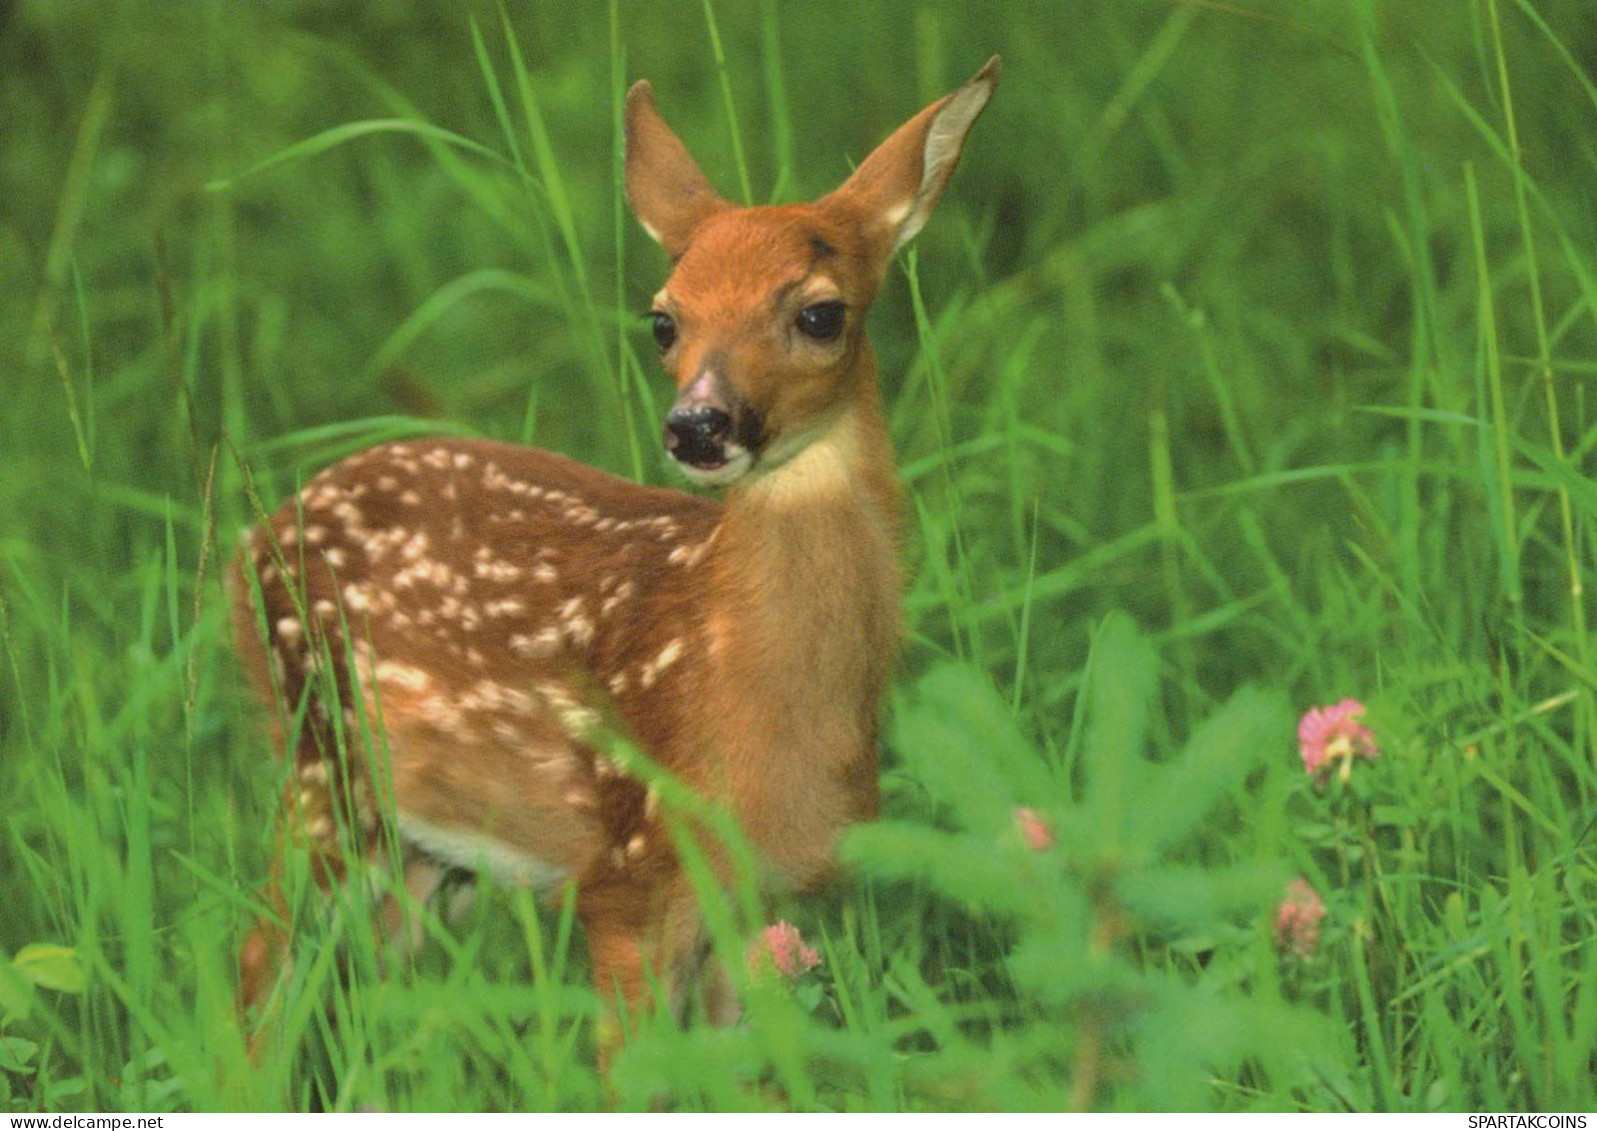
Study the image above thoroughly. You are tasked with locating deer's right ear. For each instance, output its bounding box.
[624,81,728,257]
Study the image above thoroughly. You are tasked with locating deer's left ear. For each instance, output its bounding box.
[828,56,1000,259]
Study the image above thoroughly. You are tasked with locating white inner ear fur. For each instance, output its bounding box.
[890,79,995,251]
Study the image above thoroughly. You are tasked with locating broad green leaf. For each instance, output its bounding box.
[0,1035,38,1075]
[0,952,33,1021]
[15,944,87,994]
[46,1077,89,1103]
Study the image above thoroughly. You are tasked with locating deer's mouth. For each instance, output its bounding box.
[674,444,754,487]
[664,381,765,487]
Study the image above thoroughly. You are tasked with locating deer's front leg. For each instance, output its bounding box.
[579,866,714,1066]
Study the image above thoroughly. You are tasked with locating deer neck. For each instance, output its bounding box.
[696,369,900,880]
[717,362,899,614]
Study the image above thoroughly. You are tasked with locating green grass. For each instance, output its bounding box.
[3,0,1595,1112]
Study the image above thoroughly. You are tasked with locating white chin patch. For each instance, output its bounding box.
[677,446,754,488]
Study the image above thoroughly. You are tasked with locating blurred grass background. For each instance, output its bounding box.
[1,0,1595,1112]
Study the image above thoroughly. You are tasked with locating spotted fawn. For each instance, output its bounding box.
[231,56,1000,1056]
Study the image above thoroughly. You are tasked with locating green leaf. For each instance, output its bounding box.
[1079,614,1159,856]
[0,1035,38,1075]
[205,118,509,193]
[1004,895,1099,1006]
[889,663,1051,833]
[890,680,1011,827]
[0,953,34,1021]
[1118,861,1289,933]
[1130,973,1338,1108]
[843,823,1043,918]
[1371,803,1418,828]
[45,1077,88,1103]
[15,944,87,994]
[1135,685,1292,858]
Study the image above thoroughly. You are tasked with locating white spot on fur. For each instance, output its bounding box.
[564,613,595,648]
[475,558,523,582]
[536,681,599,737]
[509,627,562,659]
[639,637,684,689]
[374,661,431,691]
[301,483,340,510]
[418,694,467,734]
[667,528,718,567]
[600,579,635,618]
[654,638,683,671]
[491,719,526,745]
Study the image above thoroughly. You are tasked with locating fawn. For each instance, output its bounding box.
[231,56,1000,1053]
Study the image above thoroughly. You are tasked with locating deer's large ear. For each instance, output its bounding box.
[624,81,728,257]
[829,56,1000,260]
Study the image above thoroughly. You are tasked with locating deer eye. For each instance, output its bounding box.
[650,311,677,352]
[795,301,845,342]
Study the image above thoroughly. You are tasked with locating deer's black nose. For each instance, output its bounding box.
[664,405,732,467]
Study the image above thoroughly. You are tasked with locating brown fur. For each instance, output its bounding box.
[232,58,999,1063]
